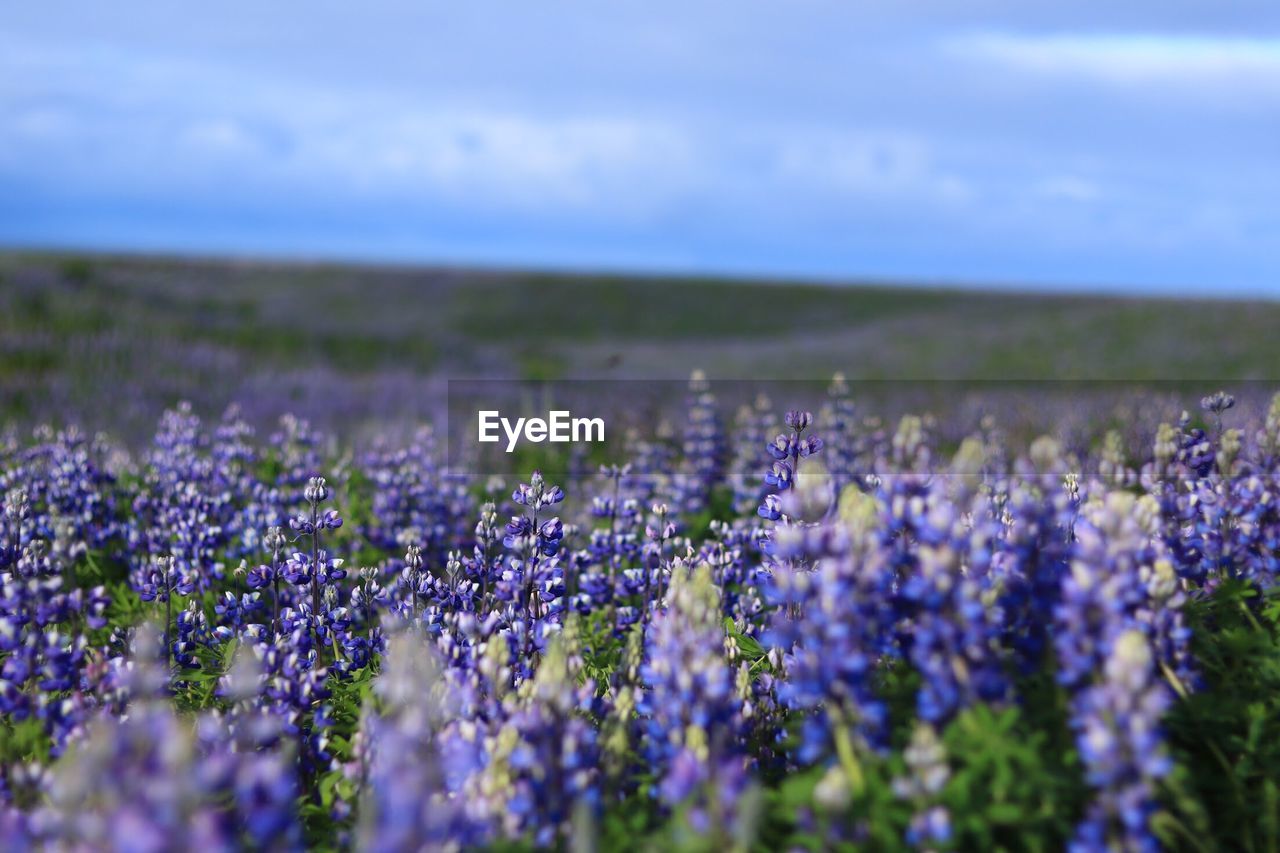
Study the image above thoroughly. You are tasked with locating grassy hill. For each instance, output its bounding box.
[0,251,1275,435]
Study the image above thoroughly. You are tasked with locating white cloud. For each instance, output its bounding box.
[0,31,986,220]
[775,131,974,204]
[1035,175,1102,202]
[315,112,697,210]
[181,119,263,157]
[0,32,702,215]
[5,21,1272,290]
[949,32,1280,86]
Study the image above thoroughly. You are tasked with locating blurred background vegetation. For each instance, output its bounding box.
[1,251,1276,438]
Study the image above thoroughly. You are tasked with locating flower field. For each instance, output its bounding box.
[2,371,1279,851]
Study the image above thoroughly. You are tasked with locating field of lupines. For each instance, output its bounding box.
[4,374,1280,851]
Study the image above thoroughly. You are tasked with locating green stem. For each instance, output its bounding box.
[828,706,866,798]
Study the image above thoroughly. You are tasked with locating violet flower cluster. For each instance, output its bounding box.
[0,387,1272,850]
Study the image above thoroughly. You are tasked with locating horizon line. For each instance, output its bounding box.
[0,238,1272,305]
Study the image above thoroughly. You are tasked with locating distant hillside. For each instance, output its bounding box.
[0,251,1275,435]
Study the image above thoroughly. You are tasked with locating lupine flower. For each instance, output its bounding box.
[757,409,823,556]
[3,387,1270,850]
[1069,631,1171,853]
[818,373,864,498]
[1058,494,1174,852]
[358,631,486,851]
[673,370,727,515]
[288,476,346,649]
[893,723,951,850]
[28,625,301,851]
[639,563,750,836]
[1201,390,1236,418]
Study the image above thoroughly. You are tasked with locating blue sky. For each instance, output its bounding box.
[1,2,1277,295]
